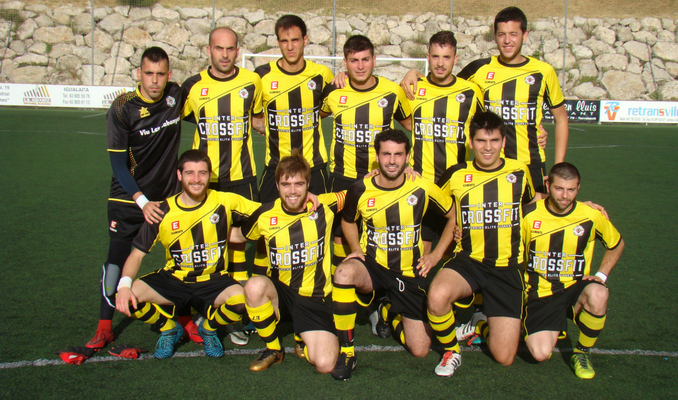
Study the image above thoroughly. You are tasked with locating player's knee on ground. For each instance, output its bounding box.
[408,342,430,358]
[307,347,336,374]
[491,345,517,366]
[526,338,554,362]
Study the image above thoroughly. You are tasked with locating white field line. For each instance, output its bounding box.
[2,344,676,370]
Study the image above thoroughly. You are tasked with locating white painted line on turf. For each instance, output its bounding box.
[1,345,676,370]
[75,131,106,136]
[82,112,107,118]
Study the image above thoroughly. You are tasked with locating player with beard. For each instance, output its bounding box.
[115,150,260,359]
[331,129,456,380]
[522,162,624,379]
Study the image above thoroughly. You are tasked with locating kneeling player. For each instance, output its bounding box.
[234,150,344,373]
[522,162,624,379]
[115,150,260,358]
[331,129,456,380]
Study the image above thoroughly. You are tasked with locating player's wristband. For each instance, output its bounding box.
[595,271,608,283]
[117,276,133,291]
[135,195,149,210]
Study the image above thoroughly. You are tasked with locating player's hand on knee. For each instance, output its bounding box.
[416,253,441,277]
[537,124,548,149]
[142,201,164,224]
[331,71,348,88]
[115,287,138,317]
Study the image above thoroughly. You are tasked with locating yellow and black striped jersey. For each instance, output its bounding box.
[438,159,535,268]
[322,77,411,180]
[458,56,565,166]
[522,200,622,299]
[133,189,260,282]
[181,67,262,184]
[255,60,334,169]
[408,75,483,182]
[241,192,346,298]
[107,82,183,202]
[343,177,453,277]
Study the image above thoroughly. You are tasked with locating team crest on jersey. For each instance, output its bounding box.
[506,173,517,183]
[239,88,249,99]
[309,211,318,221]
[418,88,426,96]
[270,217,278,226]
[525,76,536,85]
[407,194,418,206]
[271,81,279,90]
[456,93,466,103]
[378,98,389,108]
[139,107,150,118]
[166,96,176,107]
[573,225,585,236]
[533,220,542,229]
[210,213,220,224]
[464,174,473,183]
[307,80,317,90]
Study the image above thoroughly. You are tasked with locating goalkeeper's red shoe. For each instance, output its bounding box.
[182,320,204,345]
[85,329,114,350]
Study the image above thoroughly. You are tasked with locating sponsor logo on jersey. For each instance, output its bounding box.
[525,75,536,85]
[340,96,348,104]
[464,174,473,183]
[210,213,220,224]
[139,107,150,118]
[418,88,426,96]
[172,221,180,230]
[307,80,317,90]
[271,81,279,90]
[573,225,585,236]
[506,173,517,184]
[533,220,542,229]
[378,98,389,108]
[239,88,249,99]
[166,96,176,107]
[367,198,376,207]
[270,216,278,226]
[486,72,495,80]
[201,88,209,96]
[309,211,318,221]
[407,194,418,206]
[109,221,118,232]
[456,93,466,103]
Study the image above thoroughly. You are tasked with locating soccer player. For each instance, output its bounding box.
[253,15,334,204]
[427,111,536,377]
[331,129,456,380]
[403,7,567,193]
[181,27,263,294]
[85,46,194,352]
[321,35,412,272]
[522,162,624,379]
[234,151,344,373]
[115,150,260,359]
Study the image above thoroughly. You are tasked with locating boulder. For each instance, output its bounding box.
[572,82,607,99]
[601,70,645,100]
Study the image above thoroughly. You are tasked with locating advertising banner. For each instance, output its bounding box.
[599,100,678,123]
[0,83,134,109]
[542,100,600,123]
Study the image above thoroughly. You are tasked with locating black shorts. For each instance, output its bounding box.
[273,280,335,334]
[209,179,259,201]
[329,175,360,236]
[443,252,524,319]
[259,165,329,203]
[527,162,546,194]
[139,270,241,317]
[108,200,144,242]
[356,257,428,321]
[523,280,604,336]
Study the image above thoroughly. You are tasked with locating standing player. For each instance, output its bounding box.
[321,35,412,271]
[254,15,334,204]
[115,150,260,359]
[235,151,344,373]
[181,27,262,288]
[403,7,567,193]
[84,47,191,353]
[522,162,624,379]
[427,111,536,377]
[331,129,456,380]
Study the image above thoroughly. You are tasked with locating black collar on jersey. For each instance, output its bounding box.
[207,66,240,82]
[276,59,307,75]
[496,55,531,68]
[349,76,379,92]
[425,74,457,88]
[371,175,406,191]
[545,198,578,218]
[174,189,210,211]
[472,158,506,173]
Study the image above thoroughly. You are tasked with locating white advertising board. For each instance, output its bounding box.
[0,83,134,109]
[600,100,678,123]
